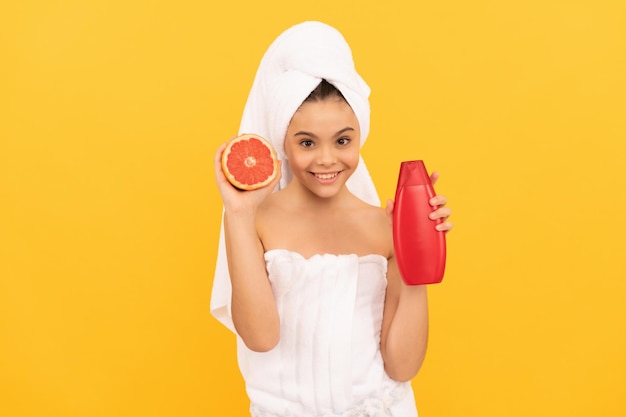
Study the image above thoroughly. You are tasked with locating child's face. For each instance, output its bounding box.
[284,97,360,199]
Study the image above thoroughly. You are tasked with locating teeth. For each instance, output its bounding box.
[315,172,338,180]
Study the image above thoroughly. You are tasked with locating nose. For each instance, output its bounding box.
[316,143,336,166]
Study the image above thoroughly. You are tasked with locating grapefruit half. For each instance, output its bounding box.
[221,134,279,190]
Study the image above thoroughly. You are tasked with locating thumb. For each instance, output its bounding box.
[385,199,394,222]
[430,171,440,185]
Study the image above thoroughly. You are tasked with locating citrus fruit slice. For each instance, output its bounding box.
[221,134,279,190]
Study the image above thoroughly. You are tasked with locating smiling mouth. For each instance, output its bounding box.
[312,171,340,180]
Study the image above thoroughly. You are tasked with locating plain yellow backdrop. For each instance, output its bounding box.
[2,1,625,416]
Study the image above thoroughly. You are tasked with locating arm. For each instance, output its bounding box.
[214,143,282,352]
[380,257,429,382]
[380,172,453,381]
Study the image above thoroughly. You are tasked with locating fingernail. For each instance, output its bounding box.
[429,213,437,219]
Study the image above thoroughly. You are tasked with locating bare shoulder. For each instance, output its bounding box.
[256,189,287,226]
[255,189,293,247]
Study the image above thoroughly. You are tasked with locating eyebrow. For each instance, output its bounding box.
[293,127,355,138]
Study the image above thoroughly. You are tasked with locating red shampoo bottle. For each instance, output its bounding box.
[392,160,446,285]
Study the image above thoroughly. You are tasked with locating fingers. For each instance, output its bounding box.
[428,171,452,232]
[384,199,394,226]
[214,143,228,182]
[429,195,448,208]
[385,199,394,217]
[214,135,237,177]
[214,141,243,199]
[387,193,453,233]
[430,171,440,185]
[214,142,226,169]
[429,206,452,221]
[436,220,454,233]
[429,194,453,233]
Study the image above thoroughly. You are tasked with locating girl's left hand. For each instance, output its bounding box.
[429,171,453,233]
[385,171,454,233]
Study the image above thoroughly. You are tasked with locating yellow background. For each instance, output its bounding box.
[2,0,625,416]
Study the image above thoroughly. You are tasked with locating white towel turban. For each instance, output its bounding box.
[211,21,380,331]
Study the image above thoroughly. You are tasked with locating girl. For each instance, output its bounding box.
[212,22,453,417]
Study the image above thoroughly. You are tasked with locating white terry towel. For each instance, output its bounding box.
[211,21,381,332]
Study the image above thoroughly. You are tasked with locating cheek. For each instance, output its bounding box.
[284,146,309,169]
[345,147,360,167]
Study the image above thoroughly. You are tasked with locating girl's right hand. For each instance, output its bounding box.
[214,140,282,215]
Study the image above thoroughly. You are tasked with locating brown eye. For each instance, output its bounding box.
[337,137,351,146]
